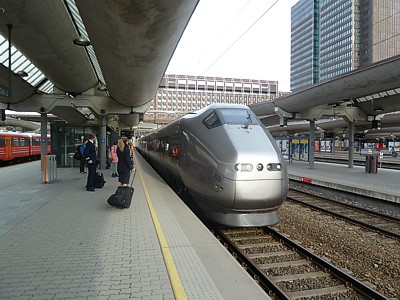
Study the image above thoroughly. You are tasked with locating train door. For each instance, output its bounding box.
[5,136,11,160]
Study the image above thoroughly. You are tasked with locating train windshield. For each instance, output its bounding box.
[218,109,258,126]
[203,109,258,129]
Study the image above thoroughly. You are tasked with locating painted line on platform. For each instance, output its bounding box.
[133,151,188,300]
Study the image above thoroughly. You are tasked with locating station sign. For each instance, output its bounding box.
[40,137,47,143]
[100,138,106,144]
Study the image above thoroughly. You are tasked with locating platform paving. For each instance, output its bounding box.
[0,158,268,300]
[287,160,400,204]
[133,153,267,300]
[0,161,174,299]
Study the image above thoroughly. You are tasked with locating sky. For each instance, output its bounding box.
[166,0,299,92]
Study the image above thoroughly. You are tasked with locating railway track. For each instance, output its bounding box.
[216,227,388,299]
[287,189,400,240]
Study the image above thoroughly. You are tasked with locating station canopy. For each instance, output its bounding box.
[0,0,199,127]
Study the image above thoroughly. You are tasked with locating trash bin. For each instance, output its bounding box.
[42,155,58,183]
[365,155,371,173]
[51,155,57,180]
[371,154,378,173]
[365,154,378,174]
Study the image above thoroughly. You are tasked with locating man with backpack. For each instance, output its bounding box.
[79,138,88,174]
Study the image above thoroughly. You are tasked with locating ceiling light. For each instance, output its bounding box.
[15,70,28,77]
[73,37,91,47]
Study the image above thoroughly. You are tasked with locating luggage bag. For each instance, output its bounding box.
[107,170,136,209]
[94,172,106,188]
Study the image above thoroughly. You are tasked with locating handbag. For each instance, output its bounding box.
[73,151,81,160]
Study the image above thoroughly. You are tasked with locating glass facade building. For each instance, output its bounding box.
[319,0,359,80]
[291,0,400,92]
[290,0,319,91]
[360,0,400,66]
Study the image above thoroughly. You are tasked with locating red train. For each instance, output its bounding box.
[0,131,50,163]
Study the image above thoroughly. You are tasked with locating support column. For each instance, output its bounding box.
[348,121,354,168]
[40,113,47,173]
[99,116,107,170]
[41,113,47,157]
[309,120,315,169]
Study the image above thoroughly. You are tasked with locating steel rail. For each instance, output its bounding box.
[287,190,400,240]
[263,226,389,300]
[215,229,290,300]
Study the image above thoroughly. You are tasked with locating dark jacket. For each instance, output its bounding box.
[117,144,133,174]
[85,140,97,165]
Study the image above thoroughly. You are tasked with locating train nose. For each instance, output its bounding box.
[233,179,288,209]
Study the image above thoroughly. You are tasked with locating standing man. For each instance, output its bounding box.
[85,134,97,192]
[79,138,88,174]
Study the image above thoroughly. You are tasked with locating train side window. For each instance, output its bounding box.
[0,137,4,146]
[13,138,18,146]
[203,111,222,129]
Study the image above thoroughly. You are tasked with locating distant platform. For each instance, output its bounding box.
[287,160,400,204]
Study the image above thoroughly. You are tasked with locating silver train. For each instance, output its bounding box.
[137,104,288,227]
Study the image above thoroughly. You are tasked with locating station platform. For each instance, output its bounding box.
[0,153,267,300]
[287,160,400,204]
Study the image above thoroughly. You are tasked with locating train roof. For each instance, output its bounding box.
[0,131,41,137]
[182,103,249,120]
[141,104,251,140]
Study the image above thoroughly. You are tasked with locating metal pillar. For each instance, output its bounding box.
[41,113,47,157]
[348,121,354,168]
[40,113,47,172]
[309,120,315,168]
[99,116,107,170]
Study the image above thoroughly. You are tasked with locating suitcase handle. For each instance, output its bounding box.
[129,169,137,188]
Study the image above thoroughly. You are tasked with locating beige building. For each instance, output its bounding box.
[360,0,400,66]
[145,74,279,125]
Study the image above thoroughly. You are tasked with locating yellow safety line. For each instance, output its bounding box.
[133,152,188,300]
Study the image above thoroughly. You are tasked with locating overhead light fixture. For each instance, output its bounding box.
[73,37,91,47]
[373,108,384,112]
[15,70,28,77]
[97,86,107,92]
[372,120,381,130]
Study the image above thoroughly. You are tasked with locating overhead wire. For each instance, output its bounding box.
[201,0,280,75]
[198,0,251,64]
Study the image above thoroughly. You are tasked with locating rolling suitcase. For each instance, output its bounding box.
[94,172,106,188]
[107,170,136,209]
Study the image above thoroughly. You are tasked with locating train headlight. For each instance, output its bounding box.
[267,163,282,171]
[256,163,264,171]
[234,163,253,172]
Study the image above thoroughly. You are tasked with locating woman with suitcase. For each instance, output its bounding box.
[117,136,133,187]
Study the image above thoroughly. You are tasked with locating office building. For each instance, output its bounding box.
[145,74,279,125]
[291,0,400,92]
